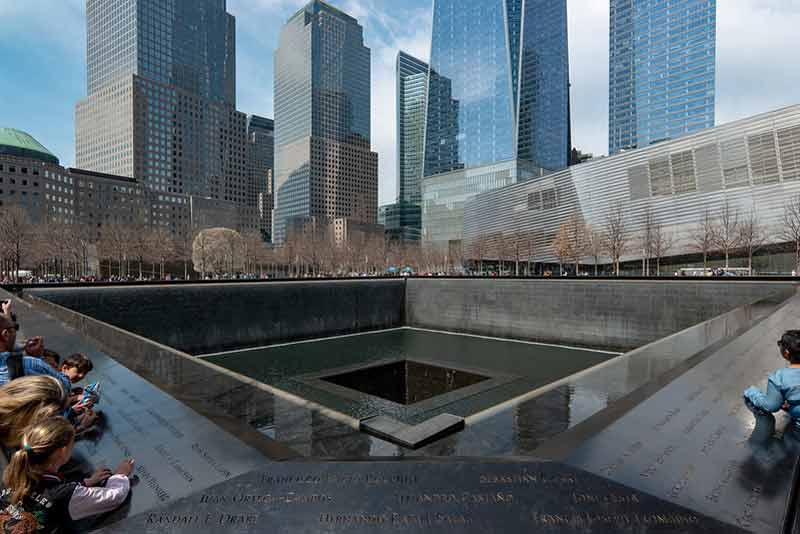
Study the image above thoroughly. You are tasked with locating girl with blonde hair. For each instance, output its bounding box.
[0,417,134,533]
[0,376,68,449]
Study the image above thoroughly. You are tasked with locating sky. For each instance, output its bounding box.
[1,0,798,206]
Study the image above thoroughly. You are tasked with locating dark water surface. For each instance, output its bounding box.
[204,329,617,423]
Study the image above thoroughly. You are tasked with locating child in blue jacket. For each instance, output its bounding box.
[744,330,800,433]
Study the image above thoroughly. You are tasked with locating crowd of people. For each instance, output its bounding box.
[0,299,133,533]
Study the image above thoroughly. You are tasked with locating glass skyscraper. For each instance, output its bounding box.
[76,0,260,235]
[609,0,716,155]
[423,0,570,177]
[397,51,428,205]
[383,51,429,243]
[273,0,378,244]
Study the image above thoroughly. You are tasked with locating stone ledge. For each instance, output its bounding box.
[361,414,465,449]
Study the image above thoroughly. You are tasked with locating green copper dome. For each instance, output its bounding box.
[0,128,59,165]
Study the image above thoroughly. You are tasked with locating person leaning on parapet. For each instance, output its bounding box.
[743,330,800,435]
[0,417,134,533]
[0,376,69,452]
[0,310,70,393]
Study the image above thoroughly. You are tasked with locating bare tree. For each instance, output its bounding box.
[0,206,33,281]
[146,227,176,279]
[713,202,741,268]
[564,214,587,274]
[524,230,538,276]
[173,228,195,280]
[39,219,74,279]
[97,223,131,279]
[602,203,628,276]
[470,234,490,274]
[586,225,604,276]
[552,223,574,275]
[127,219,149,279]
[689,209,717,271]
[739,209,768,274]
[650,223,673,276]
[781,194,800,274]
[494,234,512,275]
[640,209,657,276]
[509,231,525,276]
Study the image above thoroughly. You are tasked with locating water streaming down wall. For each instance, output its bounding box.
[27,278,795,353]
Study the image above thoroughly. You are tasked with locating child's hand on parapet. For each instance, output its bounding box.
[76,409,98,430]
[115,458,135,477]
[84,467,112,487]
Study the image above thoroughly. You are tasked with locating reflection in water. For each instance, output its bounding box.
[514,387,570,452]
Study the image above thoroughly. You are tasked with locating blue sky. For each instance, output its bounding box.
[1,0,799,205]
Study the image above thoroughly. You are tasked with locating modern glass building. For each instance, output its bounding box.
[464,105,800,269]
[389,51,429,243]
[397,52,428,205]
[420,0,569,246]
[273,0,378,244]
[379,202,423,243]
[609,0,716,155]
[76,0,258,236]
[246,115,275,241]
[423,0,570,176]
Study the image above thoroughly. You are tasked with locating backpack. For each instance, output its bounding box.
[5,353,24,381]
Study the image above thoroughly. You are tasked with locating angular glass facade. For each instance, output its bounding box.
[396,51,428,205]
[423,0,569,177]
[517,0,571,171]
[609,0,716,155]
[86,0,235,105]
[273,0,377,244]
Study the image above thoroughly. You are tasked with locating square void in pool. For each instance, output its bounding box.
[203,328,619,423]
[321,359,489,405]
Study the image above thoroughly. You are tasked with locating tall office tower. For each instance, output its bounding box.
[246,115,275,241]
[273,0,378,244]
[423,0,570,178]
[609,0,716,155]
[75,0,253,235]
[397,51,428,205]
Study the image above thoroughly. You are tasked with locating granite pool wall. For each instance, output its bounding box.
[27,280,405,354]
[26,278,797,354]
[405,278,798,350]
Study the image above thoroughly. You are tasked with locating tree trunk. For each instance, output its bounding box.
[796,241,800,274]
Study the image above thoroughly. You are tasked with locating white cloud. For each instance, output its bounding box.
[716,0,800,124]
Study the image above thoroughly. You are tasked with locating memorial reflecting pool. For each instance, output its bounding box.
[203,328,618,424]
